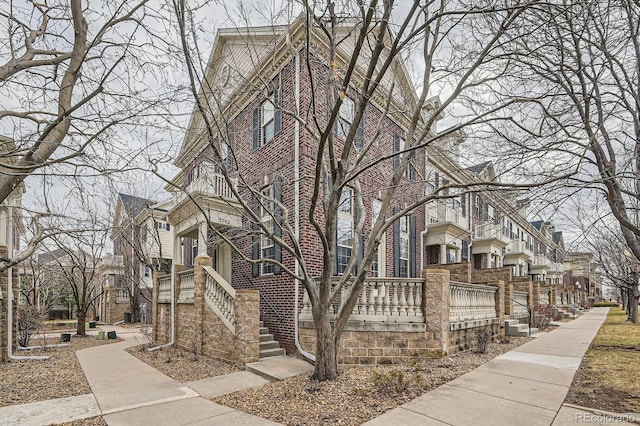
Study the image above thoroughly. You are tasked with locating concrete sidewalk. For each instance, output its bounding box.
[76,325,281,426]
[364,307,621,426]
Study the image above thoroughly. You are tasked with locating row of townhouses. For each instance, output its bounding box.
[106,18,603,365]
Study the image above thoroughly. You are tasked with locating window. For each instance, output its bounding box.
[186,164,200,186]
[371,199,383,277]
[156,222,170,231]
[398,216,410,277]
[473,195,480,218]
[253,86,282,150]
[393,134,415,180]
[144,265,150,278]
[336,96,354,138]
[487,205,494,222]
[336,188,354,274]
[261,186,276,274]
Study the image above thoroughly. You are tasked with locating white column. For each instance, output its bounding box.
[173,228,182,265]
[440,244,447,264]
[456,247,461,263]
[198,222,208,257]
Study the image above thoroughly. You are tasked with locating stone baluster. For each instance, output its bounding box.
[375,283,384,315]
[407,283,415,316]
[367,285,376,315]
[391,283,399,316]
[359,286,367,315]
[382,282,391,316]
[399,283,407,315]
[302,287,312,315]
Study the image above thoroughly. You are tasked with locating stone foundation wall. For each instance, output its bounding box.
[471,267,512,285]
[299,323,439,365]
[449,323,500,353]
[152,257,259,365]
[436,263,471,283]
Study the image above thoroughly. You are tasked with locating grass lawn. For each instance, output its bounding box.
[565,307,640,414]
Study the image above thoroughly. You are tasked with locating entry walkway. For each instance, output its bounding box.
[364,308,622,426]
[76,326,280,425]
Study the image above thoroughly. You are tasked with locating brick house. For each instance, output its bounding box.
[111,194,173,323]
[152,17,580,364]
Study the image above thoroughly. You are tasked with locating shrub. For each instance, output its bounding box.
[17,305,42,347]
[475,329,489,353]
[594,302,619,307]
[531,303,553,329]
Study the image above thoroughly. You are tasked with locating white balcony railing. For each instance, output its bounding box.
[173,163,238,205]
[300,277,424,323]
[177,270,195,303]
[449,282,497,323]
[505,240,534,256]
[513,290,529,318]
[158,276,171,303]
[473,222,506,241]
[427,200,468,230]
[548,262,564,273]
[532,255,551,268]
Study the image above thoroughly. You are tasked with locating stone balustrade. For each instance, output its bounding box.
[158,276,171,303]
[513,290,529,318]
[203,266,236,332]
[540,291,550,305]
[115,289,129,303]
[177,270,195,303]
[449,282,498,327]
[300,277,424,323]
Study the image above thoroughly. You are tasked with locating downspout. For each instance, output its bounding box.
[7,265,47,360]
[293,49,315,362]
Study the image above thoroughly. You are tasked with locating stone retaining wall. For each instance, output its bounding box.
[152,256,260,365]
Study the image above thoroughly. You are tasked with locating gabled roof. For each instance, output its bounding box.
[37,248,68,263]
[465,161,492,175]
[552,231,563,245]
[119,193,155,219]
[530,220,544,231]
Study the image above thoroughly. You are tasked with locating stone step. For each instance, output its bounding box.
[259,327,269,335]
[259,333,274,342]
[259,321,264,327]
[259,340,281,351]
[259,348,286,359]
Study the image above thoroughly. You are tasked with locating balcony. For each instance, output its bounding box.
[175,163,238,204]
[471,222,509,255]
[505,240,533,256]
[425,201,470,246]
[168,162,242,232]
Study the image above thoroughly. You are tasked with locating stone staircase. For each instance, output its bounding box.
[505,319,538,337]
[552,304,584,320]
[259,321,285,359]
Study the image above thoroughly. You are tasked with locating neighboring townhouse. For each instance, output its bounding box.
[0,135,24,360]
[95,254,125,323]
[563,252,603,305]
[111,194,173,323]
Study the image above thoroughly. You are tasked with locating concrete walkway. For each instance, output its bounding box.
[364,307,628,426]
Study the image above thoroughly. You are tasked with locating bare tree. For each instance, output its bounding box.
[169,0,554,380]
[45,225,107,335]
[488,1,640,319]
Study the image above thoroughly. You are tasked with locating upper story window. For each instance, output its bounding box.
[371,199,383,277]
[393,133,416,180]
[337,96,354,138]
[253,86,282,150]
[473,195,481,218]
[156,222,170,231]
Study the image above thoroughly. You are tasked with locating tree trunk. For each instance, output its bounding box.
[312,310,339,381]
[632,287,639,324]
[76,310,86,336]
